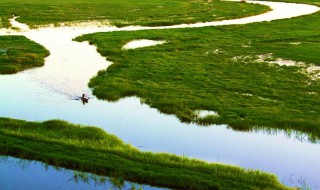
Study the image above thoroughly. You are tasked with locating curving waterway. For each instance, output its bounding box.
[1,0,320,188]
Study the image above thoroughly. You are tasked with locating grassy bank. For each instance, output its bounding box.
[0,36,49,74]
[75,0,320,135]
[0,0,269,28]
[0,117,290,190]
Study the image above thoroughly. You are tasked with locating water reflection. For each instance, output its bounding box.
[0,156,163,190]
[228,126,320,144]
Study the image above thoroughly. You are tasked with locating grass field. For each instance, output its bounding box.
[0,36,49,74]
[0,0,269,28]
[0,117,291,190]
[75,0,320,136]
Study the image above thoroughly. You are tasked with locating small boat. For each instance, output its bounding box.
[81,94,89,104]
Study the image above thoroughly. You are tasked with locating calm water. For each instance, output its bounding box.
[0,156,163,190]
[1,69,320,188]
[1,1,320,189]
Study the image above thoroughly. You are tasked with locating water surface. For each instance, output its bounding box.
[0,156,163,190]
[1,1,320,188]
[1,73,320,188]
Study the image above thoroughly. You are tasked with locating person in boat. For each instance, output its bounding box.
[81,93,89,104]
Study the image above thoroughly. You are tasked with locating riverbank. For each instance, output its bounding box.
[0,117,291,190]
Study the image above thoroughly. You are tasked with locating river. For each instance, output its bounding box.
[0,0,319,188]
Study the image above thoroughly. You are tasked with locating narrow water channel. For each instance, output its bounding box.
[1,0,319,188]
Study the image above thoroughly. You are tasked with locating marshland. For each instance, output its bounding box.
[0,0,319,189]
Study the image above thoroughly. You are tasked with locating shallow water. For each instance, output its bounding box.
[0,156,163,190]
[1,0,320,189]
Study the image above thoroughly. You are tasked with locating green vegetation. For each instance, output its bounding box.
[0,117,290,190]
[0,36,49,74]
[0,0,318,188]
[75,0,320,135]
[0,0,269,28]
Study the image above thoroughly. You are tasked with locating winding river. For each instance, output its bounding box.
[1,0,320,188]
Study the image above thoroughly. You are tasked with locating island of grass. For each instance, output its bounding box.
[0,0,270,28]
[0,36,49,74]
[0,117,291,190]
[75,0,320,137]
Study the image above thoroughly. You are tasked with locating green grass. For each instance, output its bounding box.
[0,117,290,190]
[75,0,320,137]
[0,36,49,74]
[0,0,269,28]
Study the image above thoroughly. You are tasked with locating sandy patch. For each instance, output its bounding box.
[122,39,166,50]
[257,96,278,102]
[306,65,320,80]
[241,93,253,96]
[55,20,111,28]
[236,92,279,102]
[253,54,303,67]
[256,54,320,80]
[308,92,318,95]
[269,58,305,66]
[289,42,302,45]
[255,53,273,62]
[195,110,219,118]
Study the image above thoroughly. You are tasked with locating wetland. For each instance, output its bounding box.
[0,0,319,189]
